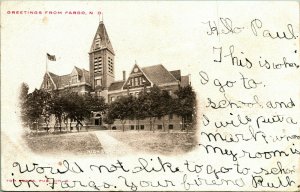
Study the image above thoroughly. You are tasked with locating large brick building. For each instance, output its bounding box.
[41,20,191,131]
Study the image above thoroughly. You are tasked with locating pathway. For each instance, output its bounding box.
[93,131,134,156]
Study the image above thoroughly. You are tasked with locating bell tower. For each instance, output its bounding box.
[89,20,115,100]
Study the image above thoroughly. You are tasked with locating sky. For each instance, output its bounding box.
[1,1,298,91]
[1,1,215,92]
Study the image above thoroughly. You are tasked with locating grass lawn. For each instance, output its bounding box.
[25,132,103,156]
[106,131,197,155]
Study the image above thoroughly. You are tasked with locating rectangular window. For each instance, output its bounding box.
[139,77,143,85]
[111,97,115,102]
[46,80,50,88]
[131,125,134,130]
[95,79,102,86]
[157,125,162,129]
[135,77,139,86]
[169,114,173,120]
[94,56,102,73]
[169,124,173,130]
[95,78,102,86]
[140,125,144,130]
[107,57,113,74]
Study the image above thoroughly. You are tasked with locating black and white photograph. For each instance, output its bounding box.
[20,15,197,156]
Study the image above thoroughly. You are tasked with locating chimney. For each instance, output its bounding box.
[123,71,126,81]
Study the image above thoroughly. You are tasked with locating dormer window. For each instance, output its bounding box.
[46,79,50,89]
[71,75,77,84]
[95,41,100,49]
[94,34,101,50]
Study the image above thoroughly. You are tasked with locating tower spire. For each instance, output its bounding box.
[89,17,115,99]
[99,12,103,23]
[90,16,114,54]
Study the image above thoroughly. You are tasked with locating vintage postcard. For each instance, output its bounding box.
[1,1,299,191]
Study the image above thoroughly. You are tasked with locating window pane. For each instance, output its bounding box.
[140,77,143,85]
[95,78,102,86]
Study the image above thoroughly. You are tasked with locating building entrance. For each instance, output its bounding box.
[95,114,102,126]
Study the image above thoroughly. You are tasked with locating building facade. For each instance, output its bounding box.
[40,20,191,131]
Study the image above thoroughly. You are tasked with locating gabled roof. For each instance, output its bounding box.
[74,66,83,77]
[55,75,70,88]
[90,21,114,54]
[40,72,58,90]
[141,64,178,85]
[82,68,90,83]
[108,81,125,91]
[122,63,152,89]
[44,66,90,89]
[170,70,181,81]
[115,64,181,91]
[48,72,58,78]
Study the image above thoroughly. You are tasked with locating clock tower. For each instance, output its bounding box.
[89,20,115,100]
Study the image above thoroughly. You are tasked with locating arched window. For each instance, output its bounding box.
[96,114,101,118]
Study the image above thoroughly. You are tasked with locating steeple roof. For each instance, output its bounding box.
[90,21,114,54]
